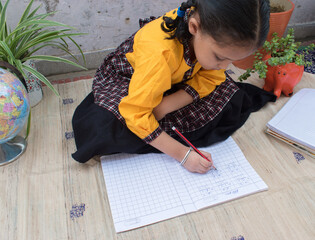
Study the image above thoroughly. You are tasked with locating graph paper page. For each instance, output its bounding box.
[101,137,268,232]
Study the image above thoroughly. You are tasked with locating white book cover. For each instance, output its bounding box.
[267,88,315,151]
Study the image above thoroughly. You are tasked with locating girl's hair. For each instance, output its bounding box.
[161,0,270,48]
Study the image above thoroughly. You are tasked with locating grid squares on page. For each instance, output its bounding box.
[101,137,268,232]
[102,153,184,223]
[177,138,263,203]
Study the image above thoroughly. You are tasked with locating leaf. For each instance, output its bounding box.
[68,36,86,65]
[16,32,82,58]
[24,55,87,70]
[21,64,60,96]
[0,0,86,97]
[25,110,31,140]
[0,0,10,40]
[17,0,35,25]
[0,40,15,64]
[9,19,73,39]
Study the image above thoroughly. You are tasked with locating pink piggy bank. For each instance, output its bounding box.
[263,63,304,98]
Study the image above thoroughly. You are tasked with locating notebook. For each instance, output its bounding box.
[266,88,315,158]
[101,137,268,232]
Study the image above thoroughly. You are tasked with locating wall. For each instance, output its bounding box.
[286,0,315,41]
[5,0,315,75]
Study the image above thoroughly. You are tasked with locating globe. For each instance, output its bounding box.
[0,68,30,165]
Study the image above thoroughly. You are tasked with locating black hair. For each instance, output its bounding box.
[161,0,270,48]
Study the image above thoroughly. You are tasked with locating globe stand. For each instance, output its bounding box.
[0,136,27,166]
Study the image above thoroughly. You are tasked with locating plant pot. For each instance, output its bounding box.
[23,60,43,107]
[263,62,304,98]
[233,0,295,70]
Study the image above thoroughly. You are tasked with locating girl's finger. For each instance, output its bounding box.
[200,158,212,168]
[198,163,211,173]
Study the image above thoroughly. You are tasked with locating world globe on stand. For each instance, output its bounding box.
[0,68,30,165]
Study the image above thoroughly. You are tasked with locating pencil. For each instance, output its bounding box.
[171,126,217,170]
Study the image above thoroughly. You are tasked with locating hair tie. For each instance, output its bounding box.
[177,7,185,18]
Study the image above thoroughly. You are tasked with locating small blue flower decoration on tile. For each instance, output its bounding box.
[65,131,74,140]
[293,152,305,163]
[70,203,86,220]
[63,98,74,105]
[231,235,245,240]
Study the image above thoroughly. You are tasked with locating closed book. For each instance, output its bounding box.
[266,88,315,158]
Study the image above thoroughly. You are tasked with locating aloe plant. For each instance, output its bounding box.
[0,0,87,96]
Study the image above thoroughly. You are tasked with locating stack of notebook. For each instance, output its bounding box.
[266,88,315,158]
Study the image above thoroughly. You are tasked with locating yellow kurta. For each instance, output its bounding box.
[118,9,226,140]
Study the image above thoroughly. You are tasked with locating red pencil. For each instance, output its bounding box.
[172,126,217,170]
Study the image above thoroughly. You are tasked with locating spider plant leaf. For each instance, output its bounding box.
[24,11,55,23]
[9,27,69,49]
[25,110,31,140]
[68,36,86,65]
[8,25,50,49]
[16,32,84,58]
[9,19,73,38]
[60,37,69,48]
[24,42,71,58]
[15,30,73,57]
[0,20,8,40]
[13,6,49,40]
[25,4,42,20]
[0,41,15,64]
[0,0,9,25]
[0,0,9,39]
[24,55,88,70]
[12,19,74,36]
[24,41,81,63]
[18,0,35,25]
[22,63,60,96]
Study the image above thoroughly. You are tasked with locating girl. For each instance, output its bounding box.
[72,0,275,173]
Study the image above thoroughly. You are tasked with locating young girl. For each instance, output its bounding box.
[72,0,275,173]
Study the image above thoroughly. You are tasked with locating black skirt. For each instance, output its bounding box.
[72,82,276,163]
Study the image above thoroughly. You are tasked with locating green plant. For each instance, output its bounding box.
[0,0,87,96]
[239,28,315,81]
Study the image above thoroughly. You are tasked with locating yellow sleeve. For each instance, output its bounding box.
[118,45,172,140]
[185,68,226,98]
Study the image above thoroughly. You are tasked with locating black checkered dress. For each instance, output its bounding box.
[92,18,239,143]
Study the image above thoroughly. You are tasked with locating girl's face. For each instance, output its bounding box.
[188,15,256,70]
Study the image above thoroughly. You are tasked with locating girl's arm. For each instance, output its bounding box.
[149,131,213,173]
[153,89,193,120]
[151,90,213,173]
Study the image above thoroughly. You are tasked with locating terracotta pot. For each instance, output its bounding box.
[263,62,304,98]
[233,0,295,70]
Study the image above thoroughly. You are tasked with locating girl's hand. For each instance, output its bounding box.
[183,150,213,174]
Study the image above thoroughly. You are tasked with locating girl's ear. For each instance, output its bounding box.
[188,17,200,36]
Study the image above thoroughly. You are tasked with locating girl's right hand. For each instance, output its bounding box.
[183,150,213,174]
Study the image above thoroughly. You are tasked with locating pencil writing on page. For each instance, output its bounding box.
[171,126,217,170]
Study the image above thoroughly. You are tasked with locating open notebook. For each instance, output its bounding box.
[101,137,268,232]
[266,88,315,158]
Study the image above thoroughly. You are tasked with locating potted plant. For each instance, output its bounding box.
[233,0,295,69]
[238,28,314,98]
[0,0,86,98]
